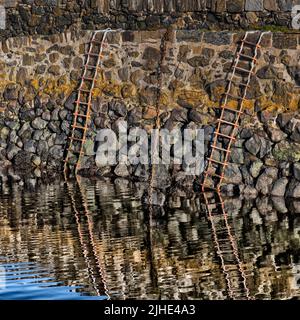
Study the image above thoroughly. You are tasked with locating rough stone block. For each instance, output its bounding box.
[211,0,226,12]
[277,0,293,11]
[245,0,264,11]
[176,30,203,42]
[203,32,232,45]
[227,0,244,12]
[264,0,278,11]
[273,33,298,49]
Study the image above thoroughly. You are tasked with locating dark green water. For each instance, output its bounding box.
[0,177,300,300]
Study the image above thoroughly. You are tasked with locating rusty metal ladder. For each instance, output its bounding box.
[64,29,113,177]
[64,175,110,298]
[202,31,270,192]
[203,191,253,299]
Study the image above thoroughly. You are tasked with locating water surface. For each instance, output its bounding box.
[0,177,300,300]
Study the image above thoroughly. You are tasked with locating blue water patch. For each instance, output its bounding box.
[0,262,107,300]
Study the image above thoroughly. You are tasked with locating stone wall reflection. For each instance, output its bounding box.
[0,177,300,299]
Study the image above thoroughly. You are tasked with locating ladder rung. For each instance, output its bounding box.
[229,80,250,88]
[204,171,226,180]
[92,40,108,47]
[85,65,100,70]
[67,148,84,155]
[82,76,95,81]
[87,53,100,57]
[242,40,260,47]
[238,53,256,61]
[214,132,236,140]
[70,137,86,142]
[72,125,86,130]
[207,202,225,208]
[75,100,90,106]
[202,185,219,191]
[78,88,91,93]
[226,93,245,101]
[217,118,239,126]
[235,66,253,74]
[74,113,90,118]
[207,158,229,166]
[212,145,231,153]
[221,106,244,115]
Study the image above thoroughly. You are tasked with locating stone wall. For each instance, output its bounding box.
[1,0,300,39]
[0,29,300,199]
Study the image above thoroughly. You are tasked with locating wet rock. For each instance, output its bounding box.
[48,121,61,133]
[188,109,202,123]
[42,111,51,121]
[19,108,36,121]
[5,120,20,131]
[51,109,60,121]
[146,189,166,206]
[220,184,238,196]
[13,151,33,171]
[240,128,253,139]
[271,196,288,214]
[259,136,272,158]
[59,109,68,120]
[286,179,300,198]
[171,108,188,122]
[36,140,48,157]
[24,140,37,153]
[256,169,277,195]
[55,133,67,145]
[32,117,48,130]
[245,134,261,155]
[293,163,300,181]
[276,113,294,132]
[32,155,41,167]
[257,65,278,79]
[128,108,143,125]
[241,165,254,185]
[109,100,127,117]
[243,186,258,197]
[83,139,94,156]
[64,92,76,111]
[256,197,273,215]
[134,164,149,181]
[224,163,243,184]
[279,161,290,177]
[6,144,21,160]
[151,165,171,189]
[0,127,9,142]
[49,145,63,160]
[265,125,287,142]
[273,140,300,162]
[230,147,244,164]
[290,121,300,143]
[114,164,130,177]
[271,178,288,197]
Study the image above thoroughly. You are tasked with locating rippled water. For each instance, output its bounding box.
[0,176,300,300]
